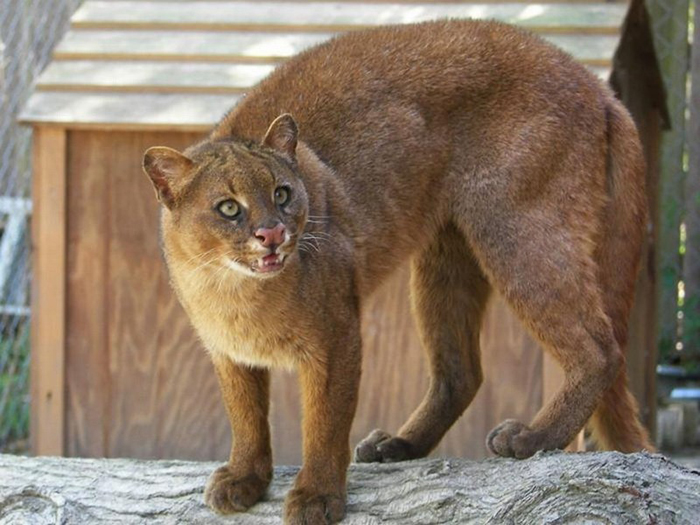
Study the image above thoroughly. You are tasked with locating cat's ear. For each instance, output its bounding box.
[262,114,298,160]
[142,146,194,209]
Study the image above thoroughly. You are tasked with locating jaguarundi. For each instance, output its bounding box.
[142,19,654,524]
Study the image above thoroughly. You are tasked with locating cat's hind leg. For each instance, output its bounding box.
[454,188,626,458]
[355,221,490,462]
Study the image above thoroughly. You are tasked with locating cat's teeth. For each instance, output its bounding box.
[254,252,287,274]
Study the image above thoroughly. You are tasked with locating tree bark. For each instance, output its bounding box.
[0,452,698,524]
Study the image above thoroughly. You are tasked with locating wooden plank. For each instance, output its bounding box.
[64,129,110,457]
[36,61,275,94]
[54,30,332,63]
[71,2,626,34]
[30,126,67,456]
[64,130,232,460]
[20,92,239,131]
[53,30,618,65]
[90,130,230,460]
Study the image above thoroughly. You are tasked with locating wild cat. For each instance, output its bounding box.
[143,19,653,524]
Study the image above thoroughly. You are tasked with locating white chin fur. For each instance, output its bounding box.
[224,259,258,277]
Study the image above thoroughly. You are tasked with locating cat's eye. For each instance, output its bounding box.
[274,187,290,206]
[217,199,241,219]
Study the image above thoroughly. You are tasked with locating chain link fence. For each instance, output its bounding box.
[0,0,82,452]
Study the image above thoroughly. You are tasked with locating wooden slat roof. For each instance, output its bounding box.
[21,1,625,131]
[53,30,618,65]
[69,1,625,33]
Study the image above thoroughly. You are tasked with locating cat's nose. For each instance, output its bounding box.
[255,223,286,247]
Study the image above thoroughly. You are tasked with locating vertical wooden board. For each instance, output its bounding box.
[65,130,110,457]
[105,130,172,458]
[30,126,67,456]
[152,280,230,461]
[626,109,661,436]
[102,130,230,460]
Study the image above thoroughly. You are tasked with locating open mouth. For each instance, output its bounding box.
[254,252,286,273]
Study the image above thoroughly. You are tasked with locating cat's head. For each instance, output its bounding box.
[142,114,308,280]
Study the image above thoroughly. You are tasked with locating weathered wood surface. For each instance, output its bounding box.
[53,30,617,64]
[30,127,67,457]
[0,452,698,523]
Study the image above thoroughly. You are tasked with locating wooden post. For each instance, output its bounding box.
[610,0,669,440]
[30,126,67,456]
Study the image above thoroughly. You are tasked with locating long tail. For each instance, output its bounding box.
[586,99,655,452]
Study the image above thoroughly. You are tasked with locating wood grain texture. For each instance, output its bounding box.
[65,130,231,460]
[65,128,110,457]
[2,452,698,523]
[30,126,67,456]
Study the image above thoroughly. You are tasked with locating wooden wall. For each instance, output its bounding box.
[63,129,545,464]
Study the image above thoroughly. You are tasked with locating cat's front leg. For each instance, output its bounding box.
[285,329,362,524]
[205,352,272,514]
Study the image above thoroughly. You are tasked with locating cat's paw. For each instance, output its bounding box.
[354,429,414,463]
[284,487,345,524]
[204,465,270,514]
[486,419,542,459]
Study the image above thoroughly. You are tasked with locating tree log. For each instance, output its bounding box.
[1,452,698,523]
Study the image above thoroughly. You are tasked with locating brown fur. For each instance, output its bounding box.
[142,20,654,524]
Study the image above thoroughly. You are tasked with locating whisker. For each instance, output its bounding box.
[308,231,333,239]
[302,233,331,246]
[211,251,240,290]
[300,239,320,253]
[189,252,222,275]
[182,247,218,267]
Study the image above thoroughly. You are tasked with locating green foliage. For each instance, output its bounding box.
[0,323,30,451]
